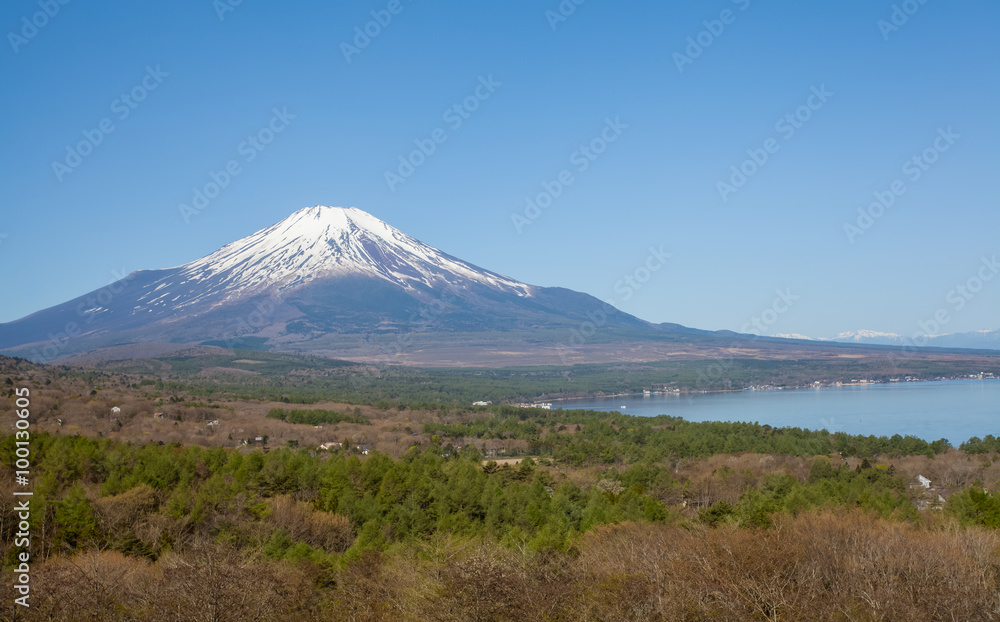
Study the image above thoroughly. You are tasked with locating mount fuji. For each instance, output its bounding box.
[0,206,702,364]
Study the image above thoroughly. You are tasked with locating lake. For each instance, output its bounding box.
[558,379,999,444]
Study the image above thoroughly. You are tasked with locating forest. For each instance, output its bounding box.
[1,432,999,621]
[2,355,1000,620]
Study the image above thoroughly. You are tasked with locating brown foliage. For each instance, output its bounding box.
[436,543,531,622]
[16,550,152,621]
[94,484,159,534]
[3,512,999,622]
[146,544,303,622]
[267,494,354,553]
[0,546,315,622]
[573,511,1000,622]
[326,550,418,622]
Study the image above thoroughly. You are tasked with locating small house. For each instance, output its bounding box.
[915,474,931,489]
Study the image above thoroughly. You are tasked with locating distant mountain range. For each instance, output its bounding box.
[773,329,1000,351]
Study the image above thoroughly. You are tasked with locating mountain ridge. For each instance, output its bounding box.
[773,329,1000,351]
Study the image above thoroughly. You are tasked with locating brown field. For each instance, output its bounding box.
[49,338,1000,368]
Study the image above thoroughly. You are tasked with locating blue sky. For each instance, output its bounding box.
[2,0,998,340]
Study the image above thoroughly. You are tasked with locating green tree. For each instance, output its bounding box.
[947,487,1000,527]
[53,484,96,548]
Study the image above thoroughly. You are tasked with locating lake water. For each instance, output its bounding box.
[558,379,999,444]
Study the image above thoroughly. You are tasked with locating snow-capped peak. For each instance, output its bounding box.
[831,330,906,342]
[149,206,532,308]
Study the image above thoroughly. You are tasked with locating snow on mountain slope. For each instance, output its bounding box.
[136,206,533,311]
[830,330,906,345]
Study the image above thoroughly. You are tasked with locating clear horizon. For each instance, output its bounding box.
[2,1,997,340]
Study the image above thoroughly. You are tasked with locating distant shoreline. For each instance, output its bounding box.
[545,376,998,407]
